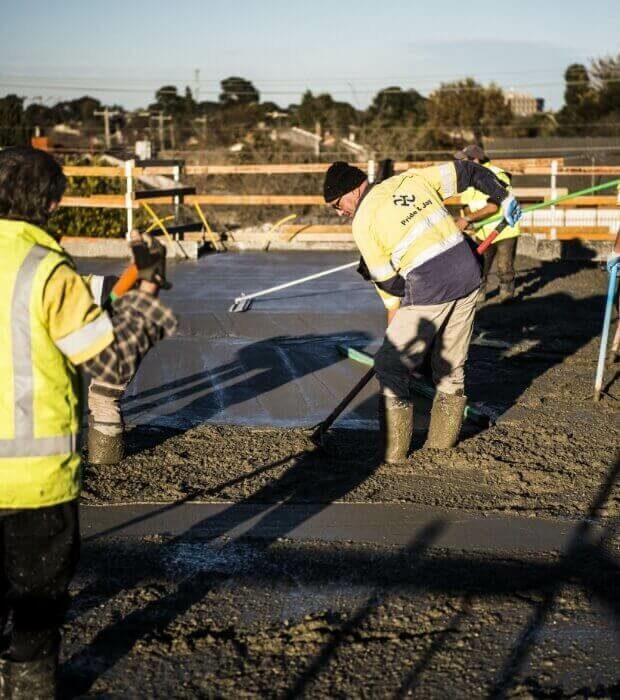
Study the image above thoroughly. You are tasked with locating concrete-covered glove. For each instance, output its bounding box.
[500,195,522,227]
[130,231,172,290]
[607,252,620,274]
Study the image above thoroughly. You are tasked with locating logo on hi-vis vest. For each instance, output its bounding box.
[399,198,433,226]
[392,194,416,206]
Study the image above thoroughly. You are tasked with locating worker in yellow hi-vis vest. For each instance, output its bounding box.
[0,147,177,697]
[454,145,520,303]
[323,159,522,464]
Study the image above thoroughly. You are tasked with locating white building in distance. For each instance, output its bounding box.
[505,91,544,117]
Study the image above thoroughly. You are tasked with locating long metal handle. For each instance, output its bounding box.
[234,261,358,304]
[594,269,619,401]
[473,178,620,231]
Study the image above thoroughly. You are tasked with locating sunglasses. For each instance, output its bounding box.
[331,196,343,211]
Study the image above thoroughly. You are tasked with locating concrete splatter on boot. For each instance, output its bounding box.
[380,396,414,465]
[87,419,124,465]
[0,655,57,700]
[424,391,466,450]
[498,281,515,301]
[87,380,126,465]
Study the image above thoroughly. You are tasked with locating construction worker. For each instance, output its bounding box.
[0,147,177,697]
[323,159,521,463]
[80,276,128,466]
[454,144,520,303]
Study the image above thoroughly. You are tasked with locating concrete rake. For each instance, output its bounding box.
[229,260,358,312]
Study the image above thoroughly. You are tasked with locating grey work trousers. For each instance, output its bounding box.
[481,236,517,288]
[374,287,478,399]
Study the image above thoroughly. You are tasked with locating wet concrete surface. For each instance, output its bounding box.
[68,253,620,698]
[79,252,387,430]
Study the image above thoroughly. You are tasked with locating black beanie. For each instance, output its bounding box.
[323,161,367,203]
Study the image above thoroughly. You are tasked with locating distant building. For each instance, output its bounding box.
[505,91,543,117]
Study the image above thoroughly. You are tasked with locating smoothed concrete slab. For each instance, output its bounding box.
[82,502,613,555]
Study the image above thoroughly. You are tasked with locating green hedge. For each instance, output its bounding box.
[48,158,148,238]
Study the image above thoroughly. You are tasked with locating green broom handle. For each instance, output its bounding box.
[473,178,620,231]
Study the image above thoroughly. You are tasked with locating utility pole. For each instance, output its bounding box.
[169,120,176,150]
[194,68,201,103]
[94,107,120,150]
[148,111,172,152]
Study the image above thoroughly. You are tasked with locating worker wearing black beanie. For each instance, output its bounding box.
[323,161,367,209]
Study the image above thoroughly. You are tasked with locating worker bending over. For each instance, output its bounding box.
[323,159,521,463]
[0,147,176,697]
[454,144,520,303]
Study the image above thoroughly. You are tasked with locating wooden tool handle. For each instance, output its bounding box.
[310,368,376,445]
[109,264,139,301]
[476,220,508,255]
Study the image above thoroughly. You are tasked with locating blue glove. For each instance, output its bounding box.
[500,196,522,227]
[607,252,620,274]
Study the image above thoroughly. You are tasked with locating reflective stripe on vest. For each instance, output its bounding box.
[0,245,77,458]
[390,208,457,272]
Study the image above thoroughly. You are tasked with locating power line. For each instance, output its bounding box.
[1,79,620,98]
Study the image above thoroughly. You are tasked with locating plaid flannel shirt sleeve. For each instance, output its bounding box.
[82,290,178,384]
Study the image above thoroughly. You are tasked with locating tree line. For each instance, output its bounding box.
[0,55,618,153]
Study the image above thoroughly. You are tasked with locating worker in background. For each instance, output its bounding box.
[0,147,177,697]
[324,160,521,464]
[454,144,521,303]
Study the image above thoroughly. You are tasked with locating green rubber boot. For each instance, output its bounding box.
[0,655,57,700]
[87,422,124,465]
[380,396,414,465]
[424,391,466,450]
[498,281,515,301]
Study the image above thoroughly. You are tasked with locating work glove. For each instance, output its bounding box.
[500,195,522,227]
[606,252,620,274]
[356,256,371,281]
[130,231,172,290]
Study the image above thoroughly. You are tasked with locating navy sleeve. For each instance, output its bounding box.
[454,160,509,206]
[375,275,405,297]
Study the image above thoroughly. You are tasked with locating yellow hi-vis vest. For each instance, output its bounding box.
[0,220,84,508]
[460,162,520,242]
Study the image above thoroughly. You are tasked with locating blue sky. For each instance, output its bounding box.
[1,0,618,111]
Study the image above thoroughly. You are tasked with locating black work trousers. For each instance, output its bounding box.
[481,237,518,288]
[0,501,79,662]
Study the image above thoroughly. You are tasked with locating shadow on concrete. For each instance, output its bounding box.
[62,454,619,698]
[470,291,606,412]
[508,242,597,303]
[120,330,374,455]
[64,277,616,695]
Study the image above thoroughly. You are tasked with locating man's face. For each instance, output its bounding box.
[329,188,358,218]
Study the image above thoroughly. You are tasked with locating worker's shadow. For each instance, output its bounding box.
[65,323,453,695]
[62,306,614,695]
[62,456,620,698]
[505,240,597,302]
[470,289,608,413]
[118,329,375,456]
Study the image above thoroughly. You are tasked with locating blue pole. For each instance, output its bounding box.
[594,268,619,401]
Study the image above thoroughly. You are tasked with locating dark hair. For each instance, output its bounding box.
[0,147,67,227]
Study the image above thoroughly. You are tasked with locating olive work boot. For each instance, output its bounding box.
[498,281,515,302]
[379,396,414,464]
[0,655,57,700]
[424,391,467,450]
[87,421,124,465]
